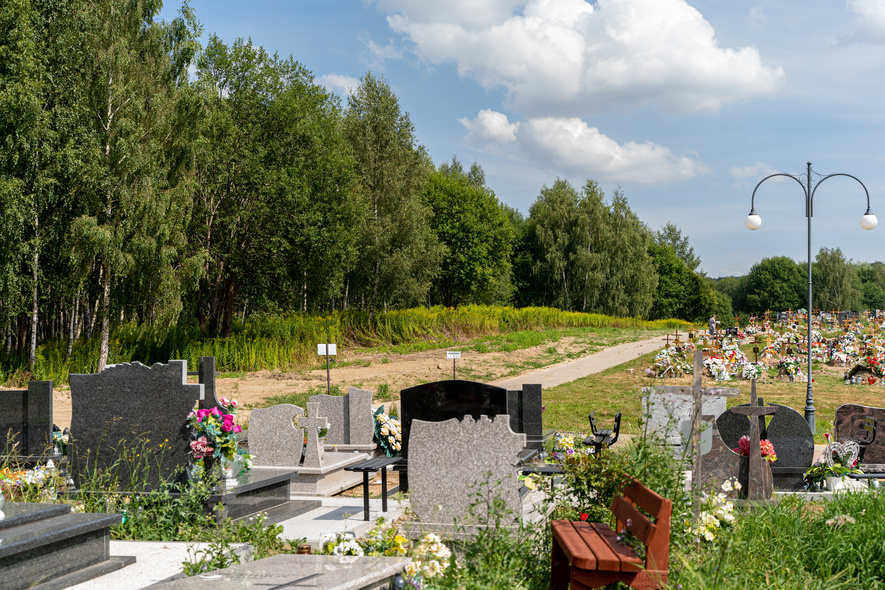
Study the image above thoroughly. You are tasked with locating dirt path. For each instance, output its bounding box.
[47,333,668,429]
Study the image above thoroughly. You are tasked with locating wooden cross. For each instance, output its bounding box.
[729,381,777,501]
[654,350,740,517]
[674,330,683,344]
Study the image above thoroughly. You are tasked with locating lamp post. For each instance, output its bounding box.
[745,161,877,434]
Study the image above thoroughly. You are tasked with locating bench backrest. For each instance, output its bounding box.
[610,478,671,573]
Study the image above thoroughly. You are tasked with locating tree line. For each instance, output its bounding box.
[710,248,885,317]
[0,0,713,373]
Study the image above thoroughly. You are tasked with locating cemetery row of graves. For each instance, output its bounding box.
[2,314,885,588]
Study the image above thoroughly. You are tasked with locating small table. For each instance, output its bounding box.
[344,456,403,521]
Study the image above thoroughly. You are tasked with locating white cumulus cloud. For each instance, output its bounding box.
[378,0,784,116]
[317,74,361,98]
[461,111,705,182]
[847,0,885,41]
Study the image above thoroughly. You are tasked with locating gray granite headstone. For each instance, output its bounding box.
[247,404,305,467]
[308,386,374,446]
[147,554,411,590]
[409,414,525,528]
[643,388,727,450]
[69,360,203,488]
[298,402,330,469]
[0,381,53,456]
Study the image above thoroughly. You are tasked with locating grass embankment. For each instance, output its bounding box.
[3,305,690,386]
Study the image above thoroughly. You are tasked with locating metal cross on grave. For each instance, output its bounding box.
[728,380,777,501]
[654,350,740,517]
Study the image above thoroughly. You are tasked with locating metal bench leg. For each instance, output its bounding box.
[361,471,371,521]
[381,466,388,513]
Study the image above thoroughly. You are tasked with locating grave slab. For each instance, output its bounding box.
[146,553,410,590]
[0,502,133,589]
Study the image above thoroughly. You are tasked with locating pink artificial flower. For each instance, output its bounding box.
[233,424,242,434]
[190,436,213,459]
[222,414,236,432]
[220,397,230,406]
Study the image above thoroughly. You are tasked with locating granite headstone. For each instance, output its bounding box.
[299,402,331,469]
[835,403,885,464]
[642,386,730,451]
[408,414,525,533]
[506,384,545,449]
[308,386,374,447]
[400,380,508,459]
[247,404,305,467]
[718,402,813,490]
[0,381,53,456]
[69,360,203,488]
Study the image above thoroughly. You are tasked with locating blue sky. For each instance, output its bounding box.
[159,1,885,278]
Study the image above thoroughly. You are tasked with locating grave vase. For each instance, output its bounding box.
[222,454,245,484]
[825,475,845,492]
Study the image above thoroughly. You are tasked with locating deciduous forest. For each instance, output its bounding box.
[2,1,881,378]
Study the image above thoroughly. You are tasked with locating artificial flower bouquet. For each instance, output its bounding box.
[373,406,402,456]
[187,397,251,471]
[733,434,777,463]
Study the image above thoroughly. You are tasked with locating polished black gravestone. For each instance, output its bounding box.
[718,402,813,490]
[69,361,203,489]
[835,403,885,465]
[0,502,133,589]
[400,380,509,459]
[0,381,53,457]
[507,383,551,450]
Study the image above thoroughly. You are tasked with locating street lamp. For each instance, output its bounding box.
[745,161,877,434]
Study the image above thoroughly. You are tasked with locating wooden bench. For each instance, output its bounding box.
[551,477,671,590]
[583,411,621,453]
[344,456,402,521]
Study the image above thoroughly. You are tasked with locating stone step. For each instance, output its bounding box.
[0,502,134,589]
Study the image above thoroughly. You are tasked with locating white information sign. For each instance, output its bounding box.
[317,343,338,356]
[446,351,461,360]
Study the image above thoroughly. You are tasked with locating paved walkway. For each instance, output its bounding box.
[492,335,667,389]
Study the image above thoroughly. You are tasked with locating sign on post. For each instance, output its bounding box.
[447,351,461,379]
[318,343,337,394]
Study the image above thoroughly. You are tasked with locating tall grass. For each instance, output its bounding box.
[3,305,691,385]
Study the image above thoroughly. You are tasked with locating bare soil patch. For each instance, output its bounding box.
[48,334,628,430]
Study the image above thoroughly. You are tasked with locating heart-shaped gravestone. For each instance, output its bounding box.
[824,441,860,469]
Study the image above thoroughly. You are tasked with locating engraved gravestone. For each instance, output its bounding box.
[835,403,885,464]
[718,402,813,490]
[247,404,305,467]
[69,361,203,488]
[0,381,53,456]
[308,386,374,447]
[408,415,525,533]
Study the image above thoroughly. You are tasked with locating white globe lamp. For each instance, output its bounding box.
[861,208,878,230]
[745,210,762,231]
